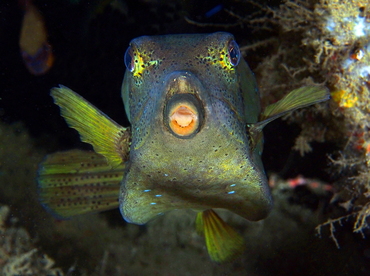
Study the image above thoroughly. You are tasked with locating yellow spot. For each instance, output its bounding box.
[217,52,230,70]
[198,48,234,72]
[132,50,160,78]
[169,104,198,136]
[331,89,358,108]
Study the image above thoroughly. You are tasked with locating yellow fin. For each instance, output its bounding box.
[51,86,131,167]
[248,85,329,149]
[38,149,124,219]
[261,85,329,123]
[196,211,205,236]
[196,210,245,262]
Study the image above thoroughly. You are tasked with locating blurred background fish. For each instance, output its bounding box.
[18,0,54,75]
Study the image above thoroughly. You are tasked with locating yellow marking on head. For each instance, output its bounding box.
[217,51,230,70]
[132,49,160,78]
[199,47,235,72]
[169,104,199,136]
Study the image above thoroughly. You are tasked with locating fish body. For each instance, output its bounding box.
[120,33,270,224]
[38,32,329,262]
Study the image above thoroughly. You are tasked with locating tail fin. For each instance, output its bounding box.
[196,209,245,262]
[38,149,124,219]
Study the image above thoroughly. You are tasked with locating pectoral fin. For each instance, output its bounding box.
[196,209,245,262]
[248,85,329,148]
[38,150,124,219]
[51,86,131,167]
[259,85,329,128]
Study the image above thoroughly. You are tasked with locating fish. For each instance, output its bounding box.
[37,32,329,262]
[19,0,54,75]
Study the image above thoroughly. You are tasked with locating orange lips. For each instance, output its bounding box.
[165,93,203,138]
[169,104,199,136]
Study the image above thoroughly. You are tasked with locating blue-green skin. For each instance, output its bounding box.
[120,32,272,224]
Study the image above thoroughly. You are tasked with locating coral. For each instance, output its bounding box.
[0,205,63,276]
[248,0,370,245]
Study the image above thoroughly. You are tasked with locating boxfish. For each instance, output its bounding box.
[37,32,329,262]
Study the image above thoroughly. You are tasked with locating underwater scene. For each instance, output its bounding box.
[1,0,370,275]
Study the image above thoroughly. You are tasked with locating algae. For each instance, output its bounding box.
[249,0,370,245]
[0,205,63,276]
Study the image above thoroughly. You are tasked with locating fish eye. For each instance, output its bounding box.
[124,46,135,72]
[227,40,240,66]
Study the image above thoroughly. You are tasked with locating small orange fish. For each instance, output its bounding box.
[37,33,329,262]
[19,0,54,75]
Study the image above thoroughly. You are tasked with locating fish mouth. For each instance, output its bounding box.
[163,72,205,138]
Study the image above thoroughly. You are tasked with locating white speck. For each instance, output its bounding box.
[150,202,157,205]
[326,17,336,32]
[358,65,370,78]
[164,173,168,177]
[144,189,151,192]
[155,194,162,197]
[354,17,366,37]
[343,17,350,23]
[342,58,354,69]
[228,191,235,194]
[230,184,236,187]
[356,49,365,60]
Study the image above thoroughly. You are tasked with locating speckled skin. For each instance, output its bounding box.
[120,33,272,224]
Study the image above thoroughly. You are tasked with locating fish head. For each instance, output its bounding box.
[120,32,272,224]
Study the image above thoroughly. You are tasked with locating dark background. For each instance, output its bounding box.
[0,0,334,184]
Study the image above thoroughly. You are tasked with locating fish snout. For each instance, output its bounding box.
[163,72,205,138]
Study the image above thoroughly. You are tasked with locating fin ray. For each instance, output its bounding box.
[248,85,329,149]
[38,150,124,219]
[51,86,131,167]
[196,210,245,262]
[261,85,329,123]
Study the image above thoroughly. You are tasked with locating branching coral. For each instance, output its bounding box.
[264,0,370,245]
[0,205,63,276]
